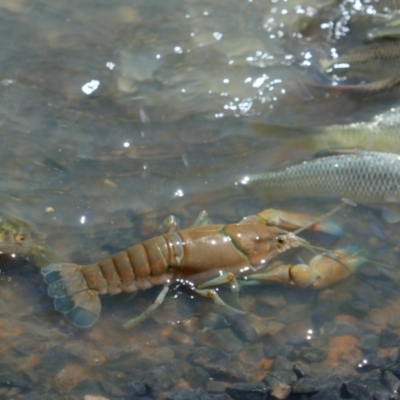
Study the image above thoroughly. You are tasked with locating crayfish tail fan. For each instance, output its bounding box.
[42,263,101,328]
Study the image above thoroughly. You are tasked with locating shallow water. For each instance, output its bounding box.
[1,0,400,398]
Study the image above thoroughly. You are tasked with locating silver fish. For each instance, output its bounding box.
[243,149,400,222]
[291,106,400,153]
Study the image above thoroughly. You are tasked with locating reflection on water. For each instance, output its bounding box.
[0,0,400,398]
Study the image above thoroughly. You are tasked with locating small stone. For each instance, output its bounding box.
[45,207,54,213]
[310,385,342,400]
[358,333,379,352]
[151,347,175,363]
[155,363,182,390]
[321,320,358,337]
[271,383,291,399]
[84,396,109,400]
[207,381,226,393]
[228,314,258,342]
[126,381,147,396]
[199,328,242,353]
[198,312,230,330]
[225,382,269,400]
[300,346,327,363]
[188,347,230,378]
[271,356,294,372]
[387,313,400,330]
[165,388,195,400]
[345,381,374,400]
[380,329,400,348]
[264,345,296,361]
[292,378,321,393]
[183,366,209,388]
[292,363,308,379]
[263,371,297,388]
[40,345,68,374]
[382,370,400,393]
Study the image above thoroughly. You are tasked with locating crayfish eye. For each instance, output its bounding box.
[276,235,286,249]
[15,234,25,241]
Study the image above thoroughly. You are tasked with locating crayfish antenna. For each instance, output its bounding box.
[42,263,101,328]
[292,198,356,236]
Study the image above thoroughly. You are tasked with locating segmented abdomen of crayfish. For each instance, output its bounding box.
[42,223,293,328]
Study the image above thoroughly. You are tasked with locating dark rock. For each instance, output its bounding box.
[188,347,230,371]
[345,299,370,316]
[22,393,58,400]
[224,361,247,381]
[198,312,230,330]
[207,381,226,394]
[71,380,102,397]
[263,371,297,388]
[292,363,307,379]
[264,345,296,361]
[183,366,209,388]
[165,388,209,400]
[358,333,379,352]
[382,370,400,393]
[271,356,294,372]
[225,382,269,400]
[40,345,68,374]
[310,385,342,400]
[345,381,374,400]
[165,388,195,400]
[292,378,321,393]
[387,313,400,330]
[300,346,327,363]
[380,329,400,348]
[126,381,147,396]
[0,373,32,391]
[356,355,392,373]
[155,363,182,390]
[228,314,258,343]
[321,320,358,337]
[100,380,125,397]
[200,328,243,353]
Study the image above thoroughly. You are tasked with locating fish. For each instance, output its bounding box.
[320,40,400,82]
[242,149,400,223]
[280,106,400,154]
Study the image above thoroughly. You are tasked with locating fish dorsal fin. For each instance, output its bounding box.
[312,148,364,159]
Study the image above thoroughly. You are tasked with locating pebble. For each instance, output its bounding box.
[263,345,296,361]
[387,312,400,330]
[198,312,230,330]
[225,382,269,400]
[125,381,147,396]
[380,329,400,348]
[263,371,298,388]
[321,320,358,337]
[300,346,327,363]
[270,383,291,400]
[199,327,243,353]
[358,333,380,352]
[292,378,321,393]
[183,366,209,388]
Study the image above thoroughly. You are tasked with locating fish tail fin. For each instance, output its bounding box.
[41,263,101,328]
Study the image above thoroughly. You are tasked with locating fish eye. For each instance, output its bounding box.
[15,234,25,241]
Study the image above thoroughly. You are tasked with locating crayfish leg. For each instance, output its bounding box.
[123,285,169,328]
[193,288,245,314]
[197,272,240,306]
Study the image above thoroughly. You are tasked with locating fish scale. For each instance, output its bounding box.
[245,151,400,205]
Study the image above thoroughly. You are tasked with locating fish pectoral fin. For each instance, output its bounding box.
[380,205,400,224]
[312,148,364,159]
